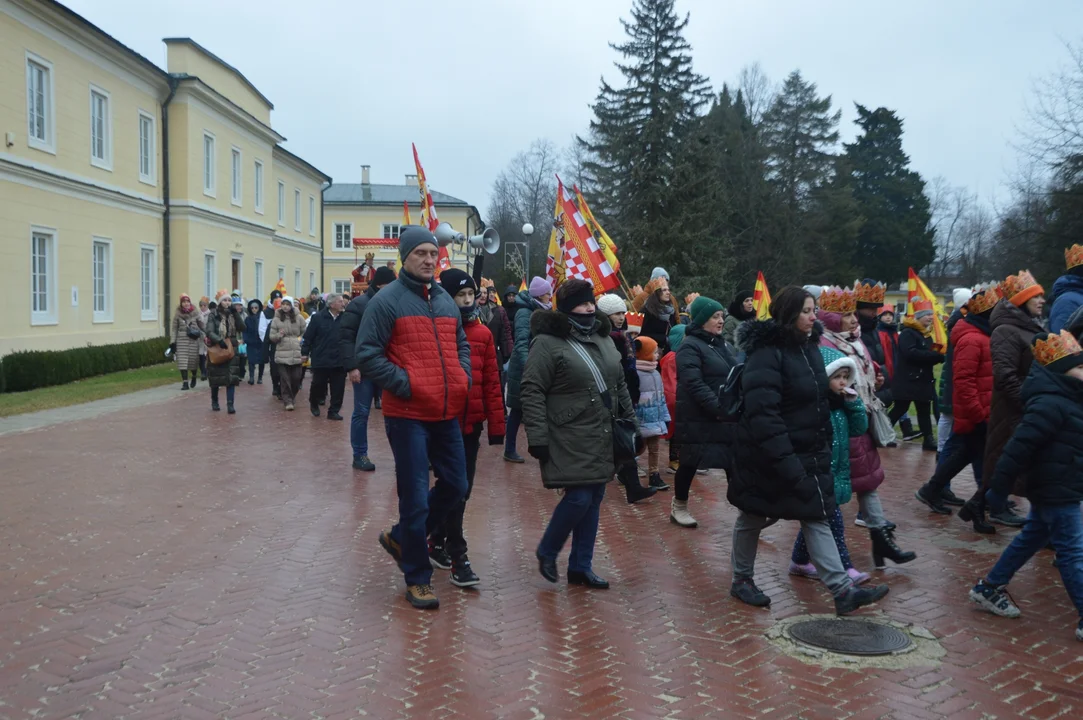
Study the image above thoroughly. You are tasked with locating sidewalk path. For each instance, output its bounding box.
[0,384,182,437]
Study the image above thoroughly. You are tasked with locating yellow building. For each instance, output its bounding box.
[323,166,482,296]
[0,0,329,356]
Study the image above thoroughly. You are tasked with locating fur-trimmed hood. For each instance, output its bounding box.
[736,318,822,353]
[530,309,613,339]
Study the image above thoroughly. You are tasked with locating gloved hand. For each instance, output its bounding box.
[488,434,505,446]
[218,340,228,349]
[528,445,550,463]
[985,488,1009,514]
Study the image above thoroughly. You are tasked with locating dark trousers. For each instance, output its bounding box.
[199,354,208,379]
[432,427,481,561]
[269,358,281,395]
[386,418,467,586]
[890,398,933,441]
[674,462,697,502]
[210,385,235,405]
[248,358,265,381]
[927,423,986,493]
[309,367,346,414]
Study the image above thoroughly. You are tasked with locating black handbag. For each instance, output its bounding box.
[569,339,643,463]
[186,322,201,339]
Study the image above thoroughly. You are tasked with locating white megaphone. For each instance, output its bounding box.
[467,228,500,254]
[434,222,464,247]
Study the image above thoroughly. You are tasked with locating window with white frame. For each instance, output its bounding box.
[333,279,351,295]
[309,196,316,235]
[294,189,301,231]
[138,111,155,184]
[277,181,285,225]
[294,269,301,297]
[92,238,113,322]
[334,223,352,250]
[231,147,242,205]
[254,161,264,213]
[204,253,216,298]
[277,265,285,281]
[30,228,57,325]
[309,271,315,292]
[89,86,112,170]
[26,54,54,153]
[382,224,401,240]
[140,245,157,320]
[254,260,264,301]
[203,132,216,196]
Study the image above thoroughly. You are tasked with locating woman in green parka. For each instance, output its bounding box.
[522,279,635,590]
[205,290,246,414]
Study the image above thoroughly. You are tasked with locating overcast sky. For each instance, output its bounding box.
[68,0,1083,218]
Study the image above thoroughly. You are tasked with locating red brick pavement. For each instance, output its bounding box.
[1,384,1081,719]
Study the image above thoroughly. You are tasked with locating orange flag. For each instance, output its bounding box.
[411,143,451,276]
[753,271,772,320]
[907,267,948,351]
[402,201,411,226]
[519,278,527,292]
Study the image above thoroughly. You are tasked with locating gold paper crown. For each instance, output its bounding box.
[912,299,934,313]
[999,270,1040,301]
[1033,330,1083,367]
[1066,244,1083,270]
[480,277,495,289]
[819,286,857,314]
[853,280,886,305]
[626,312,645,333]
[966,282,1002,314]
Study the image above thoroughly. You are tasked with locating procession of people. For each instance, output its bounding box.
[168,228,1083,643]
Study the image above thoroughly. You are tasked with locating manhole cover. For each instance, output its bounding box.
[787,619,912,656]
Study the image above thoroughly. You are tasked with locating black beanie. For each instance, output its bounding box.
[439,268,476,297]
[556,280,596,314]
[372,266,396,287]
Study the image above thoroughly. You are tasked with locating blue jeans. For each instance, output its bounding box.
[537,484,606,573]
[929,423,985,493]
[987,502,1083,618]
[505,408,522,455]
[351,379,376,458]
[385,417,467,586]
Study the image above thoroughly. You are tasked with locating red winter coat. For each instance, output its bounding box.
[660,350,678,439]
[951,316,993,434]
[462,318,506,437]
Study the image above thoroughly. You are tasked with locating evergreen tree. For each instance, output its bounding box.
[578,0,712,284]
[844,104,934,283]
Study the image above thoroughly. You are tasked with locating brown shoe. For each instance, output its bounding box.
[406,584,439,609]
[379,529,404,570]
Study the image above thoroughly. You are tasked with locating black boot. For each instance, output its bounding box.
[618,464,657,504]
[959,498,996,534]
[227,403,236,415]
[870,527,917,569]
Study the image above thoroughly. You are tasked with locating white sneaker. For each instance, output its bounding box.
[670,499,698,528]
[968,581,1021,618]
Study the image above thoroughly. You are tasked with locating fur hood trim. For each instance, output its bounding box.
[736,318,822,353]
[531,309,613,339]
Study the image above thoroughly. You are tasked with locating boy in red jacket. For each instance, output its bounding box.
[429,269,506,588]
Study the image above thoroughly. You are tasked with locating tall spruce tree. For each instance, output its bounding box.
[579,0,712,284]
[844,104,934,283]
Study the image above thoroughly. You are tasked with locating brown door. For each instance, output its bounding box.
[231,258,240,291]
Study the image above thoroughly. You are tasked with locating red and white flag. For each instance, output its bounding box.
[411,143,451,275]
[554,176,619,296]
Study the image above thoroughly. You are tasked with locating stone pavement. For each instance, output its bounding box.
[1,382,1081,719]
[0,385,182,438]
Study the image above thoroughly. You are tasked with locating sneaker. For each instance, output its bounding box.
[374,398,382,410]
[835,584,890,616]
[940,488,966,507]
[847,568,871,586]
[696,468,709,475]
[854,512,868,528]
[429,543,452,571]
[788,562,819,579]
[969,580,1021,618]
[915,485,952,514]
[310,406,320,417]
[902,431,924,442]
[405,584,439,609]
[503,451,525,464]
[730,578,771,607]
[648,472,671,491]
[378,530,404,571]
[450,559,480,588]
[352,455,376,471]
[667,460,679,474]
[284,403,295,411]
[989,508,1026,527]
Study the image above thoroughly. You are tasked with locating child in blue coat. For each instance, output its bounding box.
[634,336,671,489]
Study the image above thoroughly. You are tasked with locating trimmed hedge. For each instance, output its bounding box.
[0,336,171,393]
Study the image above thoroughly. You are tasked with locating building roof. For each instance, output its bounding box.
[163,37,274,110]
[273,145,331,183]
[41,0,168,82]
[324,183,469,206]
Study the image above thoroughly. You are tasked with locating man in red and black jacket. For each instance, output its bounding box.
[356,226,471,610]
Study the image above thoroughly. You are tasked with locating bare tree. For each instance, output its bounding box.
[737,62,774,125]
[925,179,997,287]
[487,139,560,283]
[1020,39,1083,184]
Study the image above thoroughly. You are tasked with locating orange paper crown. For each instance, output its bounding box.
[1000,270,1044,307]
[819,286,857,314]
[625,312,644,334]
[1033,329,1083,368]
[854,280,886,305]
[966,282,1002,314]
[1066,244,1083,270]
[912,299,934,314]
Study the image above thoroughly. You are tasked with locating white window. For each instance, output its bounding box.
[333,279,351,295]
[382,224,401,240]
[309,196,316,235]
[89,86,112,170]
[277,181,285,225]
[138,111,156,184]
[91,238,113,323]
[140,245,157,321]
[254,260,264,301]
[277,265,285,281]
[203,132,216,196]
[30,228,57,325]
[334,223,353,251]
[26,54,54,153]
[254,161,264,213]
[204,252,216,298]
[294,269,301,297]
[230,147,242,206]
[309,271,315,292]
[294,189,301,231]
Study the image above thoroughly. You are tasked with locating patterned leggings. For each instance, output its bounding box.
[792,507,853,570]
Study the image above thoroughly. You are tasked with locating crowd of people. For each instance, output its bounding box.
[167,230,1083,642]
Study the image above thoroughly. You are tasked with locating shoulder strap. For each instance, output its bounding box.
[568,339,607,395]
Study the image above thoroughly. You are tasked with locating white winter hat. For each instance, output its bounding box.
[825,355,858,383]
[803,285,824,299]
[952,288,973,309]
[650,267,670,282]
[281,296,296,307]
[596,294,628,316]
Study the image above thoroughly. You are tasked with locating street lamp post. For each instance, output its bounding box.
[521,223,534,282]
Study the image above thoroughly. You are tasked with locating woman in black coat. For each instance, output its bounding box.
[669,296,736,528]
[887,309,944,451]
[729,286,889,615]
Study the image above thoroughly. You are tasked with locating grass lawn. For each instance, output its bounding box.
[0,363,177,418]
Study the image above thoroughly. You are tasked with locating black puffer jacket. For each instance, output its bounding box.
[729,319,834,521]
[339,284,379,372]
[609,330,640,403]
[893,321,944,402]
[988,363,1083,505]
[675,327,737,470]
